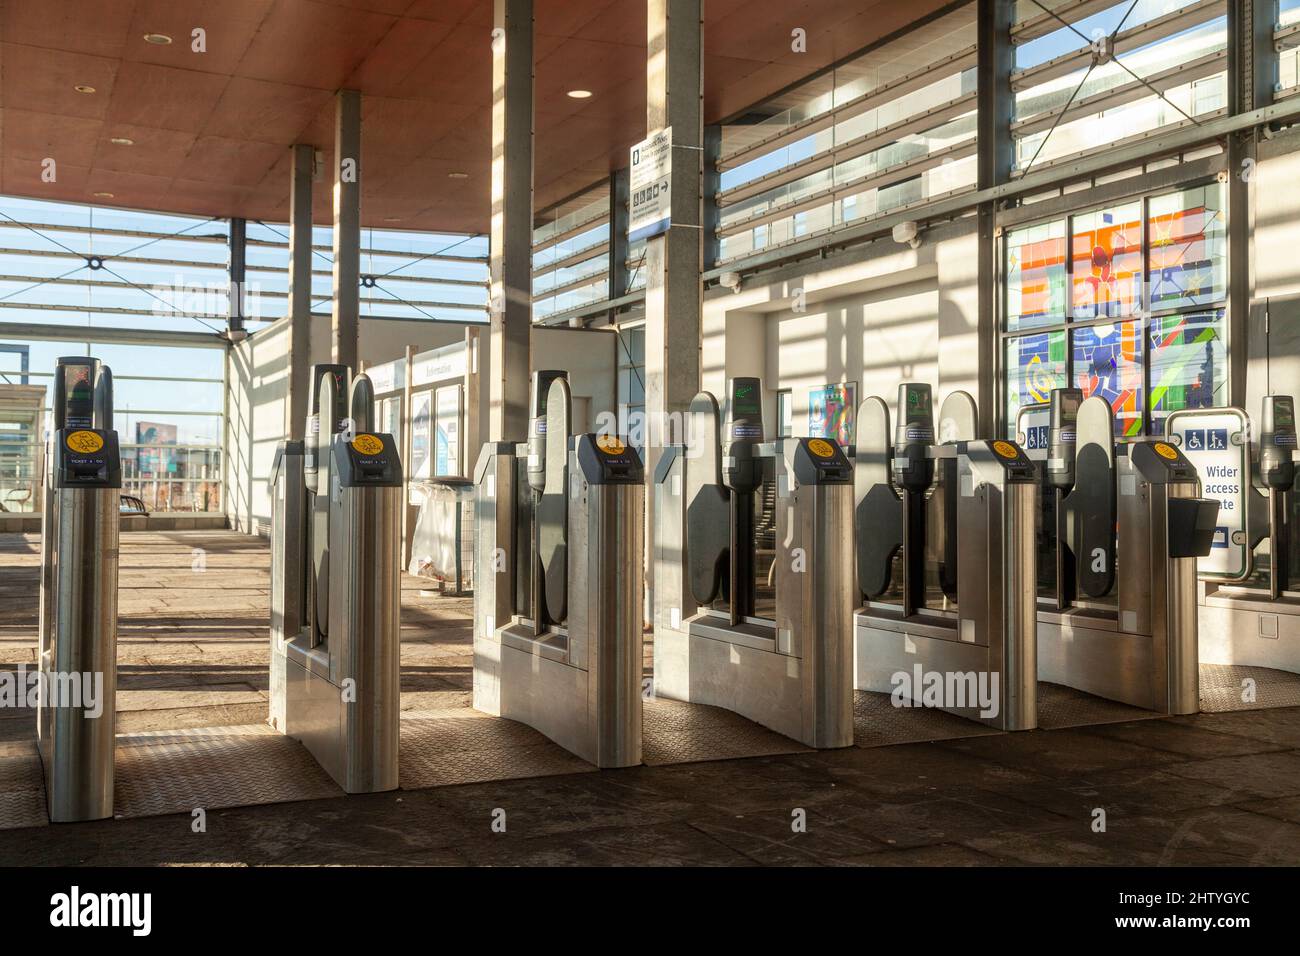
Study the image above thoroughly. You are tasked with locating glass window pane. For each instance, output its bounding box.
[1072,320,1145,438]
[1148,309,1226,434]
[1148,184,1226,312]
[1072,203,1143,321]
[1005,331,1068,432]
[1006,220,1067,330]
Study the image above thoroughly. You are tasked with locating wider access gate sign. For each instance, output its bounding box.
[1165,407,1252,580]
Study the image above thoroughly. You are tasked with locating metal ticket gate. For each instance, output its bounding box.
[1165,396,1298,677]
[37,357,121,822]
[269,364,402,793]
[853,384,1038,730]
[653,376,855,749]
[1031,389,1219,714]
[473,371,644,768]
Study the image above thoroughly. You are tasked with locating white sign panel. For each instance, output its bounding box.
[629,127,672,243]
[413,342,468,387]
[1015,404,1050,462]
[1166,408,1250,580]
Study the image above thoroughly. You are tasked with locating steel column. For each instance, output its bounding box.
[287,144,314,439]
[332,89,361,373]
[489,0,534,442]
[977,0,1014,437]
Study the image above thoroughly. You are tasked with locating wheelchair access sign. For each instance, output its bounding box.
[1165,408,1251,580]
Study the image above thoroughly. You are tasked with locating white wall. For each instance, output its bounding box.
[225,315,470,534]
[225,317,620,535]
[1250,136,1300,417]
[703,221,981,433]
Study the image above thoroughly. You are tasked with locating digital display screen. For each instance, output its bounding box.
[1276,399,1295,430]
[63,364,94,427]
[904,386,930,418]
[731,380,761,417]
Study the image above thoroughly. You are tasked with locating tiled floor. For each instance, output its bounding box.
[3,531,1300,866]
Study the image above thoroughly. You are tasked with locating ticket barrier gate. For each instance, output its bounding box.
[473,371,644,767]
[269,364,402,793]
[653,377,855,749]
[37,357,121,822]
[1030,389,1218,714]
[853,384,1038,730]
[1166,396,1298,674]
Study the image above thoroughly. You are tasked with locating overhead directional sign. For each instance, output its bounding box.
[1165,407,1251,580]
[629,127,672,243]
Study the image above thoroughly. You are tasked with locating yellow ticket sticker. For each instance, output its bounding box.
[992,440,1020,460]
[351,434,384,456]
[1153,442,1179,461]
[807,438,837,458]
[596,434,625,455]
[66,430,104,454]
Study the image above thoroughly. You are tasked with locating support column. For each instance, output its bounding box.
[489,0,534,442]
[702,124,722,272]
[607,167,630,307]
[227,218,246,339]
[644,0,703,476]
[976,0,1013,436]
[1226,0,1277,408]
[286,144,314,439]
[332,89,361,373]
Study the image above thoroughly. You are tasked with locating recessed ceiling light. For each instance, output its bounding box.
[110,137,134,146]
[448,171,469,179]
[383,216,402,222]
[143,33,173,45]
[93,192,114,199]
[74,85,96,94]
[566,89,593,99]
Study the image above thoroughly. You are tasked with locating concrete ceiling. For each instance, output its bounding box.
[0,0,953,235]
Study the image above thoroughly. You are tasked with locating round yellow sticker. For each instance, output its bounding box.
[992,440,1020,460]
[596,434,625,455]
[807,438,837,458]
[351,434,384,456]
[1153,442,1179,461]
[66,430,103,454]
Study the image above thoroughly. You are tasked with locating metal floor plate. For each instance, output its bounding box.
[1199,664,1300,713]
[852,690,1002,748]
[1036,681,1160,730]
[399,708,594,788]
[0,741,48,831]
[115,724,342,819]
[641,697,810,765]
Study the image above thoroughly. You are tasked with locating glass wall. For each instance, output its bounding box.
[0,337,224,512]
[1011,1,1229,174]
[1002,182,1227,438]
[715,3,978,264]
[245,222,488,328]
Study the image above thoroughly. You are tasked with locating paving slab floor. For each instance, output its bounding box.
[3,531,1300,865]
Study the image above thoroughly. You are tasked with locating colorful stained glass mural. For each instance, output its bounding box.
[1071,203,1142,321]
[807,382,857,446]
[1005,219,1067,330]
[1072,321,1144,438]
[1149,310,1225,434]
[1148,186,1226,312]
[1005,330,1067,430]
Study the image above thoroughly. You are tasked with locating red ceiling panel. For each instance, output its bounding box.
[0,0,951,233]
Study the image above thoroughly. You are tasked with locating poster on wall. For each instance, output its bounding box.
[807,383,857,447]
[136,421,178,476]
[411,392,431,481]
[434,384,461,477]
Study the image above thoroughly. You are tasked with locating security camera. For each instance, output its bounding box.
[892,221,921,250]
[719,271,742,293]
